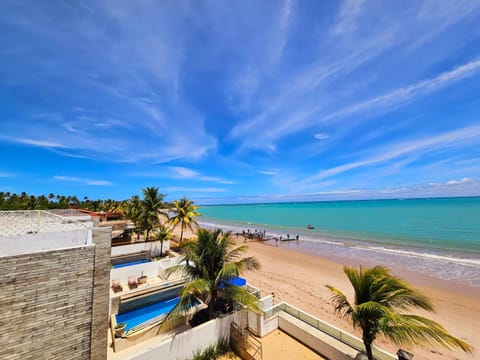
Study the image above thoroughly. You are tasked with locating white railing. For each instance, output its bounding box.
[264,302,396,360]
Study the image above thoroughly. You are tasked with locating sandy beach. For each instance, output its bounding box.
[240,237,479,360]
[172,228,479,359]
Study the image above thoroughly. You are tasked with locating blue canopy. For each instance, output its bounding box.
[219,276,247,289]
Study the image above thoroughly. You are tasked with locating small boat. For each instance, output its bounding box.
[307,224,314,229]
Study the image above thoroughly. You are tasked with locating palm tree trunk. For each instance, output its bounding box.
[160,240,164,257]
[179,221,184,243]
[364,340,374,360]
[208,293,217,320]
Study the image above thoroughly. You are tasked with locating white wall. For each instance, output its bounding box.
[110,259,186,284]
[111,241,170,258]
[130,314,235,360]
[0,229,91,257]
[278,315,355,360]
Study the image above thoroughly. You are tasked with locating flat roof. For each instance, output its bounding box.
[0,210,94,256]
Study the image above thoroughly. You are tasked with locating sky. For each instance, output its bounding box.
[1,0,480,204]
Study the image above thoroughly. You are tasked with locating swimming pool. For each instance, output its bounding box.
[112,258,151,269]
[116,296,180,331]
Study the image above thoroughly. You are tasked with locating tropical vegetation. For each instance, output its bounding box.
[164,228,261,323]
[152,224,172,256]
[189,338,233,360]
[326,265,473,360]
[168,196,201,243]
[140,187,167,240]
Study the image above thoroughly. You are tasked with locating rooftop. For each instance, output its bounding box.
[0,210,94,256]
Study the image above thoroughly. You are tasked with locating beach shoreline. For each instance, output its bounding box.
[173,226,479,359]
[239,236,479,360]
[199,219,480,288]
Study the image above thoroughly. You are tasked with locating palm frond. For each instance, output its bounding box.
[223,285,262,313]
[325,285,354,319]
[382,314,473,353]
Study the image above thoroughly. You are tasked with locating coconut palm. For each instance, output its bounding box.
[141,187,167,240]
[152,224,172,256]
[326,266,472,360]
[124,195,144,240]
[168,197,200,243]
[164,228,261,324]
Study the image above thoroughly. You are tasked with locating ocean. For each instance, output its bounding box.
[198,197,480,287]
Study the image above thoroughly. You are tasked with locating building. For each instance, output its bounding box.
[0,210,111,360]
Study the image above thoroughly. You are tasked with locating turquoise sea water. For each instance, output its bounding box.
[199,197,480,286]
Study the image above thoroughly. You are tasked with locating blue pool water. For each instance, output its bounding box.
[116,296,180,331]
[112,259,151,269]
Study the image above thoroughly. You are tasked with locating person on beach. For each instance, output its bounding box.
[295,234,299,241]
[275,237,278,246]
[287,234,290,239]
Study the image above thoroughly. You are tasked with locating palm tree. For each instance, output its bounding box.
[326,266,472,360]
[124,195,143,241]
[152,224,172,256]
[168,196,200,243]
[164,228,261,323]
[141,187,167,240]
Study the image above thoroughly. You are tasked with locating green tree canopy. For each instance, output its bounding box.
[164,228,261,323]
[168,196,200,243]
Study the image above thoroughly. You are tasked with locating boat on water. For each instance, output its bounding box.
[307,224,315,229]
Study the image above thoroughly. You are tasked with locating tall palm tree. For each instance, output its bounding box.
[168,197,200,243]
[141,187,167,240]
[164,228,261,323]
[152,224,172,256]
[326,266,472,360]
[125,195,143,241]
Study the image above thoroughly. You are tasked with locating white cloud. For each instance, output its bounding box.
[305,124,480,183]
[166,186,227,193]
[169,166,199,179]
[446,177,472,185]
[131,166,235,185]
[331,0,366,35]
[314,133,330,140]
[321,59,480,123]
[258,171,279,175]
[14,138,66,148]
[53,176,112,186]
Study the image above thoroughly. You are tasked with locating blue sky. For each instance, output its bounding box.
[1,0,480,204]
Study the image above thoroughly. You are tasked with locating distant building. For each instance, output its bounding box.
[0,210,111,360]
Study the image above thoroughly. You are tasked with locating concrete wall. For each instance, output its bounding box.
[0,246,95,360]
[278,314,356,360]
[129,314,235,360]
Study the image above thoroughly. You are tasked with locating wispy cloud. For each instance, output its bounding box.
[258,171,279,176]
[131,166,235,185]
[0,172,15,178]
[314,133,330,140]
[166,186,227,193]
[53,176,112,186]
[304,124,480,184]
[321,59,480,123]
[13,138,67,148]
